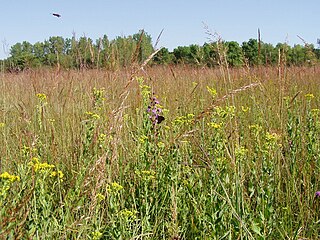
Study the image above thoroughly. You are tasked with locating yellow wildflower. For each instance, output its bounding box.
[241,106,250,112]
[98,133,106,142]
[137,77,151,97]
[139,135,148,144]
[58,170,63,179]
[51,170,64,181]
[311,108,320,116]
[29,157,55,173]
[249,124,262,132]
[85,111,100,120]
[35,162,55,172]
[173,114,194,126]
[305,93,315,100]
[48,118,55,124]
[0,172,20,182]
[208,122,221,129]
[107,182,124,193]
[207,86,217,99]
[135,170,156,181]
[91,231,103,240]
[111,182,123,190]
[96,193,105,202]
[157,142,165,148]
[235,146,248,158]
[265,132,280,142]
[36,93,47,102]
[192,81,198,88]
[120,208,137,220]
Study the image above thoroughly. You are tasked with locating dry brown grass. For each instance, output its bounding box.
[1,64,320,238]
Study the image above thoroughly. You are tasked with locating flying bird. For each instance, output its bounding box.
[52,13,61,18]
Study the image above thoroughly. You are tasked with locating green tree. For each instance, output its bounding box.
[242,39,259,66]
[153,47,173,65]
[32,42,45,67]
[9,41,35,70]
[304,43,317,65]
[275,43,291,65]
[202,43,218,67]
[111,35,136,68]
[132,30,154,63]
[70,36,96,69]
[189,44,205,66]
[290,44,305,65]
[314,47,320,61]
[173,46,191,64]
[260,43,277,65]
[98,35,113,69]
[225,41,243,67]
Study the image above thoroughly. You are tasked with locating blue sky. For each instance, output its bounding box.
[0,0,318,59]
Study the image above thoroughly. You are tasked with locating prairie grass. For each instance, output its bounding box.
[0,65,320,239]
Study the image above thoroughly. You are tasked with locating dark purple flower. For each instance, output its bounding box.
[151,97,159,104]
[147,94,165,126]
[157,115,165,124]
[315,191,320,198]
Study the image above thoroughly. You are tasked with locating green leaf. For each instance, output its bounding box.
[251,222,262,236]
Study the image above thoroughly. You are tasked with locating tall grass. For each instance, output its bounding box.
[0,64,320,239]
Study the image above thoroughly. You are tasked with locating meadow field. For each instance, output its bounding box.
[0,63,320,239]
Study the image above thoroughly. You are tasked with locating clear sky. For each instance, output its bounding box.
[0,0,318,59]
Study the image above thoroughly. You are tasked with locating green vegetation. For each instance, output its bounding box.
[0,56,320,238]
[1,31,320,238]
[1,30,320,72]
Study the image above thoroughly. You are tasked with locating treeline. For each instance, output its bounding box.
[1,30,320,72]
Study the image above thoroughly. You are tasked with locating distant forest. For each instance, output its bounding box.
[1,30,320,72]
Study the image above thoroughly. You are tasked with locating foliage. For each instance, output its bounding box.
[3,31,320,72]
[225,41,244,67]
[242,39,259,66]
[5,30,154,71]
[0,65,320,238]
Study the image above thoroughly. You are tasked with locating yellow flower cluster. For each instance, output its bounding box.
[305,93,315,100]
[214,106,236,118]
[91,231,103,240]
[96,193,106,202]
[85,111,100,120]
[21,145,38,158]
[139,135,148,144]
[98,133,106,142]
[206,86,217,99]
[137,77,151,98]
[48,118,55,124]
[311,108,320,116]
[28,157,64,181]
[249,124,263,132]
[207,122,221,129]
[36,93,47,103]
[135,170,156,181]
[265,132,280,143]
[29,157,54,173]
[0,172,20,182]
[157,141,165,148]
[107,182,124,193]
[173,114,195,126]
[264,132,281,149]
[93,87,106,101]
[241,106,250,113]
[235,146,249,158]
[50,170,64,180]
[120,208,137,220]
